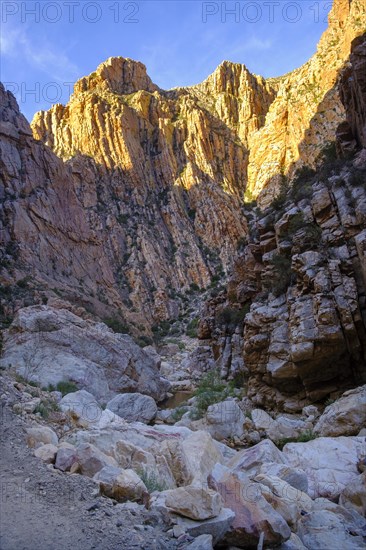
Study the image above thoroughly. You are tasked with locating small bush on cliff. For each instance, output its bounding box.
[216,304,250,327]
[152,320,171,341]
[286,212,307,236]
[186,318,199,338]
[56,380,78,396]
[284,213,322,249]
[270,176,289,210]
[289,167,316,202]
[103,317,129,334]
[349,167,366,188]
[267,254,293,297]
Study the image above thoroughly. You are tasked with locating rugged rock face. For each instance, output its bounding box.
[247,0,365,205]
[337,32,366,153]
[199,30,366,411]
[8,0,358,327]
[0,83,135,328]
[1,0,366,410]
[0,77,247,332]
[200,157,366,410]
[0,305,169,401]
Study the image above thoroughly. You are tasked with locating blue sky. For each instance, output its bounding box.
[0,1,332,121]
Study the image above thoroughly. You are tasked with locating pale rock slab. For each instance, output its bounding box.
[93,465,148,502]
[106,392,158,424]
[26,426,58,448]
[314,385,366,437]
[283,436,366,499]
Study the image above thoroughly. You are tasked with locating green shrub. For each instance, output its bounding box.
[267,254,292,297]
[171,405,188,422]
[187,208,196,220]
[349,168,366,188]
[270,177,289,211]
[16,277,31,289]
[189,283,200,292]
[152,320,171,340]
[190,370,236,419]
[103,317,129,334]
[302,223,322,248]
[34,399,60,419]
[136,468,167,493]
[289,166,316,202]
[56,380,78,396]
[286,212,307,236]
[283,213,321,249]
[216,304,250,327]
[117,214,128,224]
[136,335,153,347]
[186,318,199,338]
[277,429,316,450]
[236,236,247,250]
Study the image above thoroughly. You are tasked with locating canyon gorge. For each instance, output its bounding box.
[1,0,366,548]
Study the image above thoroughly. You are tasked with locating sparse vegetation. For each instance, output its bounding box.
[283,212,322,249]
[276,429,316,450]
[266,254,293,297]
[136,468,167,493]
[189,369,236,419]
[171,405,188,422]
[289,167,316,202]
[34,399,60,419]
[103,317,129,334]
[56,380,78,396]
[270,176,289,210]
[215,304,250,327]
[152,320,171,341]
[135,335,153,347]
[186,317,199,338]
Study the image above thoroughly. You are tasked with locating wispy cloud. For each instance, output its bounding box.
[1,23,79,82]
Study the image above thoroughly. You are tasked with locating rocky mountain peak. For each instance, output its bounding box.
[74,56,159,96]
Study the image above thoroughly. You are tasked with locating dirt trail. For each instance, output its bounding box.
[0,378,180,550]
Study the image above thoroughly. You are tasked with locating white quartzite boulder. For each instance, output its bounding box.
[106,392,157,424]
[314,385,366,437]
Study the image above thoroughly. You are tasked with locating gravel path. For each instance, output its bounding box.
[0,376,182,550]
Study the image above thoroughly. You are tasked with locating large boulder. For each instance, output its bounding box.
[205,399,245,441]
[0,306,169,401]
[60,390,102,427]
[159,439,193,487]
[26,426,58,448]
[93,465,147,502]
[339,471,366,516]
[106,393,157,423]
[34,443,58,464]
[251,409,312,442]
[181,430,225,485]
[185,535,213,550]
[253,474,313,526]
[283,436,366,499]
[173,508,235,546]
[55,444,79,472]
[297,499,366,549]
[227,439,286,477]
[114,439,176,490]
[213,469,291,547]
[259,463,309,493]
[162,485,222,520]
[314,385,366,437]
[75,442,118,477]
